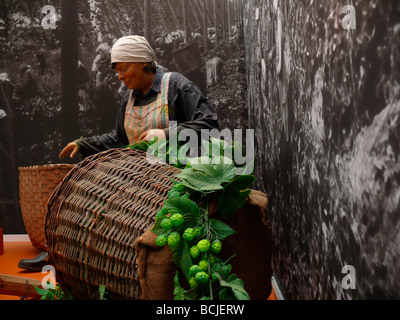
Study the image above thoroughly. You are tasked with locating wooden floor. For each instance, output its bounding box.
[0,237,277,300]
[0,238,45,300]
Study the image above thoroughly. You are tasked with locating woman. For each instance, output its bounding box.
[19,36,219,272]
[59,35,219,159]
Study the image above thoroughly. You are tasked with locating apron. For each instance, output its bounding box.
[124,72,171,145]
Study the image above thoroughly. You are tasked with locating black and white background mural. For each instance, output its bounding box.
[244,0,400,299]
[0,0,247,233]
[2,0,400,301]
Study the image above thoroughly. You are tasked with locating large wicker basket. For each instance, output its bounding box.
[45,148,180,300]
[18,164,75,251]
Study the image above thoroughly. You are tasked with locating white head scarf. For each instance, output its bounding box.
[111,35,156,64]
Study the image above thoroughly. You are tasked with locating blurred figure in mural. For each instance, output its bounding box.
[91,67,120,133]
[92,42,111,86]
[77,60,91,113]
[17,63,38,101]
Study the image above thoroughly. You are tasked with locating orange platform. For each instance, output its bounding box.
[0,236,277,300]
[0,237,45,300]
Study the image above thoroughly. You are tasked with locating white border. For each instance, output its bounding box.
[271,275,285,300]
[3,234,30,242]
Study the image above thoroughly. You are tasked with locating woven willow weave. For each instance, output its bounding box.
[45,148,180,300]
[19,164,75,250]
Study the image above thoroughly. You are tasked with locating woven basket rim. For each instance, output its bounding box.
[18,163,75,171]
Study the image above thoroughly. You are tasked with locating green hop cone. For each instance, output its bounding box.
[194,271,209,285]
[170,214,184,227]
[189,265,202,277]
[221,264,232,278]
[160,218,172,230]
[194,227,202,237]
[199,260,208,271]
[155,234,167,247]
[189,277,198,289]
[189,245,200,259]
[183,228,195,241]
[197,239,210,253]
[211,240,222,254]
[167,232,181,248]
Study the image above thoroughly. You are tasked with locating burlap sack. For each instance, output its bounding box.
[135,231,177,300]
[135,189,273,300]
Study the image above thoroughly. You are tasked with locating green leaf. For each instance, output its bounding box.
[173,271,197,300]
[176,143,190,167]
[147,136,159,147]
[215,273,250,300]
[209,219,236,241]
[151,216,165,236]
[173,271,186,300]
[172,241,193,281]
[176,162,236,193]
[164,197,201,217]
[219,287,236,300]
[129,140,149,151]
[34,285,49,296]
[235,157,256,176]
[209,137,230,154]
[147,139,168,162]
[98,285,106,300]
[217,175,256,219]
[201,138,225,159]
[225,174,256,192]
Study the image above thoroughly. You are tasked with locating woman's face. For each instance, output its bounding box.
[114,62,147,90]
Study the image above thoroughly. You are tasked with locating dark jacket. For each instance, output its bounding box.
[76,69,219,158]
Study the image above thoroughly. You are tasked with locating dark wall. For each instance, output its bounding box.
[244,0,400,299]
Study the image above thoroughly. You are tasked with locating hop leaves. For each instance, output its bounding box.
[151,138,253,301]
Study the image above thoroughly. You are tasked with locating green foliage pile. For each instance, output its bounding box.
[134,137,256,300]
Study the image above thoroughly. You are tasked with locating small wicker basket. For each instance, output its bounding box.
[18,164,75,251]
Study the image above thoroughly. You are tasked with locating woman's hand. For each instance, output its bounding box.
[138,129,166,142]
[59,141,79,159]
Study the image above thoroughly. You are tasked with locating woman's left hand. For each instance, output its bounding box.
[138,129,166,142]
